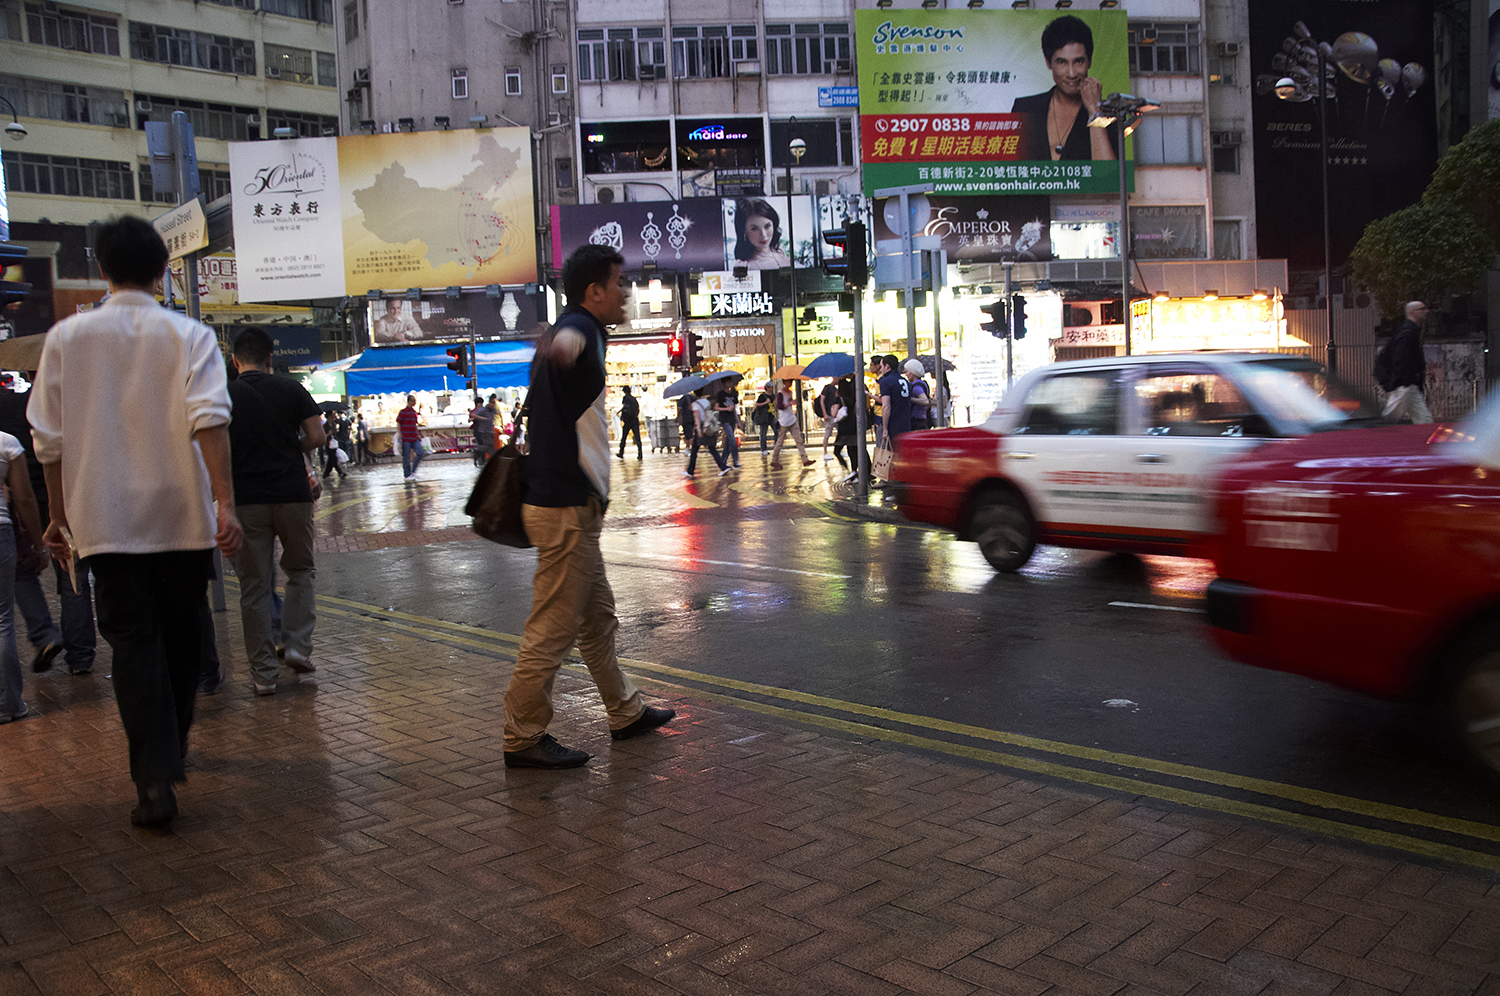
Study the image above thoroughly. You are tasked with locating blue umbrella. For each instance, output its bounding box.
[703,370,744,386]
[800,352,857,379]
[663,374,709,398]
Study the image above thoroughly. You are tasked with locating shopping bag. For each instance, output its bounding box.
[464,442,531,548]
[872,441,895,480]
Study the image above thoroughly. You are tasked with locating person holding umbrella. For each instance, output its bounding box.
[684,387,731,478]
[769,379,814,470]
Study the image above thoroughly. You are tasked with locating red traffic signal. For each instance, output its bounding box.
[668,334,684,369]
[446,345,469,377]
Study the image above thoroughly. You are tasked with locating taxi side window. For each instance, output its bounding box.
[1135,373,1270,437]
[1016,372,1120,435]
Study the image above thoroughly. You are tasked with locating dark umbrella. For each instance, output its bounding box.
[318,400,350,414]
[916,354,957,373]
[703,370,744,386]
[800,352,857,379]
[663,374,709,399]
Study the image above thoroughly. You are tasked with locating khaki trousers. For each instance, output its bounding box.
[503,499,643,751]
[770,421,808,463]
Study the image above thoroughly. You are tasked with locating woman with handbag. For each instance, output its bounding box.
[0,430,48,723]
[684,387,730,478]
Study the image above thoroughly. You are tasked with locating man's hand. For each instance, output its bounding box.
[1080,76,1104,116]
[42,519,70,564]
[216,506,244,557]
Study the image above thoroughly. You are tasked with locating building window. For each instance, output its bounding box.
[672,25,756,79]
[770,117,855,168]
[1,1,21,42]
[1133,114,1204,165]
[504,66,522,96]
[139,165,232,204]
[555,157,572,189]
[261,0,334,24]
[24,3,120,56]
[136,94,258,141]
[265,44,325,85]
[580,119,671,174]
[1211,143,1239,174]
[1207,53,1235,86]
[451,70,468,99]
[636,27,665,81]
[551,64,568,94]
[343,2,358,41]
[1128,22,1200,75]
[579,27,651,82]
[204,0,255,8]
[266,109,338,138]
[4,150,134,199]
[317,52,336,87]
[130,23,256,75]
[1213,220,1242,260]
[0,74,129,127]
[765,23,850,75]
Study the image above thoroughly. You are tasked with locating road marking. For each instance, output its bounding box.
[623,552,852,579]
[312,495,376,521]
[239,585,1500,869]
[729,483,799,504]
[673,489,720,509]
[1109,600,1206,614]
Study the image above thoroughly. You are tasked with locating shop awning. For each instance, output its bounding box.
[344,342,535,396]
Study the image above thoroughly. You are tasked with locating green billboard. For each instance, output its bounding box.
[856,9,1131,196]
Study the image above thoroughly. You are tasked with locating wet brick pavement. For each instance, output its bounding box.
[1,449,1497,994]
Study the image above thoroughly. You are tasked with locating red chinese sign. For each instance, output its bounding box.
[860,113,1027,163]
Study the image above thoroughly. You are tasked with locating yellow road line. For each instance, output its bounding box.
[236,584,1500,860]
[312,495,377,521]
[673,489,720,509]
[729,483,799,504]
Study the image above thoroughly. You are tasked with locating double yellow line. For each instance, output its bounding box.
[285,588,1500,872]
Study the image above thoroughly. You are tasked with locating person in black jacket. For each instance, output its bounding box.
[1010,15,1118,162]
[503,244,675,770]
[616,385,641,459]
[1382,301,1432,424]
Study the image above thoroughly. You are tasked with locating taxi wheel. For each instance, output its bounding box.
[970,490,1036,573]
[1438,637,1500,786]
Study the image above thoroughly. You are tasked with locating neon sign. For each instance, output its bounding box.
[686,124,749,142]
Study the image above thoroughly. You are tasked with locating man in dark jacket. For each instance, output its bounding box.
[1383,300,1432,424]
[502,244,675,770]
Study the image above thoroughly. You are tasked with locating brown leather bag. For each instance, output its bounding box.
[464,441,530,548]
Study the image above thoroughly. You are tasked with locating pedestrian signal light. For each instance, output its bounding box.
[668,334,684,370]
[846,220,869,289]
[686,331,703,369]
[822,226,849,282]
[445,345,469,377]
[1011,295,1028,340]
[979,299,1009,338]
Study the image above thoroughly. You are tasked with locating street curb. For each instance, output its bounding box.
[828,499,910,525]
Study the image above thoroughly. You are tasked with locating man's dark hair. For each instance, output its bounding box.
[1041,14,1093,63]
[94,215,170,288]
[562,244,625,305]
[621,385,632,395]
[882,354,900,371]
[232,326,275,367]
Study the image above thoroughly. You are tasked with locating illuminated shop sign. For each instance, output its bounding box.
[686,124,750,142]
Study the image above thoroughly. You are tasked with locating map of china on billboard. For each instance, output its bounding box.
[856,9,1129,196]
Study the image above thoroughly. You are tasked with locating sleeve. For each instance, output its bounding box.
[292,383,322,421]
[0,431,22,466]
[184,323,232,434]
[28,328,65,465]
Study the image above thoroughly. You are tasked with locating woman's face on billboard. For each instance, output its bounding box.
[745,214,777,253]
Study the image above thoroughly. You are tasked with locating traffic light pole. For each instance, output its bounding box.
[852,287,870,497]
[1003,260,1014,388]
[169,111,202,324]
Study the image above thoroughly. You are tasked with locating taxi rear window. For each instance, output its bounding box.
[1015,372,1120,435]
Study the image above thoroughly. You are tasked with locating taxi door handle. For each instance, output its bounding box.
[1006,451,1036,461]
[1135,453,1169,464]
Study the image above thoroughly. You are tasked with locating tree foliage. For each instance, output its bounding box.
[1349,204,1493,319]
[1424,119,1500,251]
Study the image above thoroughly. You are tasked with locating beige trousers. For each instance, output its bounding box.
[770,421,808,463]
[503,499,643,751]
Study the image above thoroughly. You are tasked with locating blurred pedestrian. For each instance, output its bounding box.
[876,355,912,445]
[1382,301,1433,424]
[226,327,325,696]
[835,376,867,484]
[504,243,674,770]
[320,413,346,480]
[715,385,741,469]
[685,387,730,478]
[397,394,425,479]
[29,215,243,827]
[0,428,51,724]
[817,381,840,459]
[470,395,497,463]
[751,383,775,453]
[769,380,814,469]
[354,411,371,465]
[617,385,641,459]
[904,359,933,431]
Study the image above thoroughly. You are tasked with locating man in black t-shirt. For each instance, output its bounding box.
[227,327,326,696]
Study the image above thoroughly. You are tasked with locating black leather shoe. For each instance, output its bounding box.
[130,781,178,827]
[504,733,591,769]
[31,642,60,674]
[611,705,676,741]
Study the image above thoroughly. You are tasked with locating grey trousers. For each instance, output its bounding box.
[233,503,316,685]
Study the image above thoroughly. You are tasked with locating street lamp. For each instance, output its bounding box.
[1276,50,1335,371]
[0,97,26,141]
[1089,92,1158,355]
[785,124,806,367]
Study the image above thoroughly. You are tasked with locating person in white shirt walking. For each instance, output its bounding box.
[30,216,243,829]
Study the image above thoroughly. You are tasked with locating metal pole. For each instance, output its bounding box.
[170,111,202,324]
[1118,114,1130,356]
[930,250,946,426]
[785,123,802,429]
[1004,260,1014,388]
[1319,49,1336,373]
[852,287,870,496]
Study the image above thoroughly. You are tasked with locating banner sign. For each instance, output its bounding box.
[168,253,239,307]
[152,198,208,261]
[229,136,346,302]
[857,9,1130,196]
[709,292,777,317]
[819,87,860,107]
[367,291,539,345]
[694,321,776,357]
[1248,0,1437,270]
[874,194,1051,262]
[1130,205,1209,261]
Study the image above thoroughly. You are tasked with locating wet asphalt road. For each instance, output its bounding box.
[309,451,1500,866]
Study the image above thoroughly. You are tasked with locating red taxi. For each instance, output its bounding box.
[891,353,1379,572]
[1207,404,1500,783]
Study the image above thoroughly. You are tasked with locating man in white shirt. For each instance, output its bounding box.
[30,216,243,829]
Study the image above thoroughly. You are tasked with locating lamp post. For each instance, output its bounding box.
[0,96,27,141]
[1275,54,1335,372]
[1090,93,1157,355]
[784,126,806,367]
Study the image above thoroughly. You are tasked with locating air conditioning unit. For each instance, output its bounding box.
[111,113,130,127]
[1137,25,1158,43]
[246,113,262,126]
[833,59,852,74]
[734,60,761,76]
[266,66,282,78]
[135,98,152,113]
[775,175,803,195]
[814,179,830,196]
[593,183,625,204]
[1211,130,1243,146]
[639,65,656,81]
[353,68,370,85]
[1217,41,1241,57]
[548,111,562,127]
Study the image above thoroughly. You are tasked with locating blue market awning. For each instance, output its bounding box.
[344,342,535,396]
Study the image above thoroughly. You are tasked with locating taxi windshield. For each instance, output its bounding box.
[1235,358,1385,432]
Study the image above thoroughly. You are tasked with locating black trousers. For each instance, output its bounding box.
[90,550,211,788]
[618,421,641,456]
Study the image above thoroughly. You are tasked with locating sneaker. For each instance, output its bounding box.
[198,672,222,695]
[31,642,61,674]
[802,459,816,467]
[824,454,834,461]
[68,665,93,676]
[282,650,316,675]
[403,473,414,481]
[0,702,31,724]
[611,705,676,741]
[504,733,591,769]
[255,683,277,696]
[130,781,177,828]
[718,466,732,477]
[770,462,782,469]
[682,470,694,478]
[843,472,858,484]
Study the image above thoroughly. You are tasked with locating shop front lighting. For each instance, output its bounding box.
[1202,290,1219,302]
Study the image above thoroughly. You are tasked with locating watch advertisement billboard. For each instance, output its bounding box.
[873,194,1052,262]
[856,9,1131,196]
[367,290,540,345]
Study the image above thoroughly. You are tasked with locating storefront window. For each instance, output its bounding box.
[581,119,671,174]
[675,118,764,171]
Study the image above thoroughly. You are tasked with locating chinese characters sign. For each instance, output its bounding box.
[229,137,345,302]
[711,292,776,317]
[856,9,1130,196]
[151,198,208,262]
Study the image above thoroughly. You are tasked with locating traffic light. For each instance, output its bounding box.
[846,220,868,289]
[0,243,30,309]
[445,345,469,378]
[822,227,848,282]
[979,299,1009,338]
[685,331,703,369]
[668,333,684,370]
[1011,295,1028,340]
